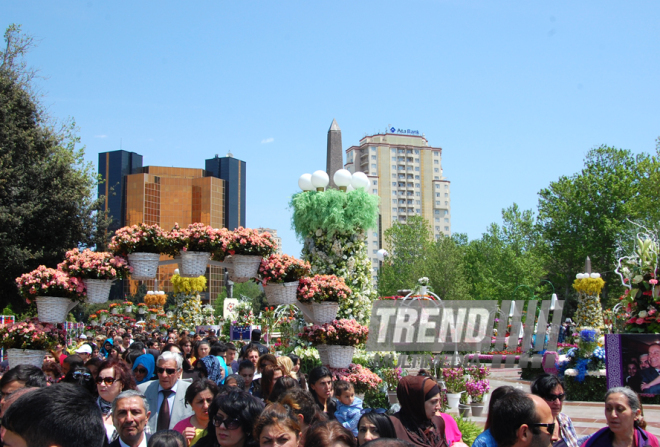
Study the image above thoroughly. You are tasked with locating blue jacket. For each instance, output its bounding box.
[335,397,363,436]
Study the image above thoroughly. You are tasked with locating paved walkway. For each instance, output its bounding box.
[444,368,660,437]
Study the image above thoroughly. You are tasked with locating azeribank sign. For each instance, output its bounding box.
[366,299,564,368]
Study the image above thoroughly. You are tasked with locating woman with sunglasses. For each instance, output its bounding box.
[531,374,582,447]
[174,379,220,447]
[96,359,138,443]
[133,353,156,385]
[357,411,396,446]
[62,366,97,395]
[195,389,263,447]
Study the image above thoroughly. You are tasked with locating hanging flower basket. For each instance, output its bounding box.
[264,281,299,306]
[84,279,114,304]
[327,345,355,369]
[127,253,161,280]
[312,302,339,324]
[229,255,262,282]
[35,297,77,324]
[179,251,211,277]
[317,344,330,366]
[7,349,47,369]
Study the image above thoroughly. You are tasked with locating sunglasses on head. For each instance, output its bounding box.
[72,372,92,381]
[95,376,117,385]
[213,416,241,430]
[531,422,556,434]
[134,367,148,375]
[361,408,387,414]
[156,367,177,375]
[544,393,565,402]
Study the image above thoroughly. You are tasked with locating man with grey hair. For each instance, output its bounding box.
[110,390,151,447]
[138,351,193,433]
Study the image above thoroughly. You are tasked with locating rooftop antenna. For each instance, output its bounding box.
[120,138,122,150]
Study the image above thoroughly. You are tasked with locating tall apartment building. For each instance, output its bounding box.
[98,150,247,302]
[344,132,451,283]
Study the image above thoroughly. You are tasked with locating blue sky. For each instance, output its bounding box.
[3,1,659,256]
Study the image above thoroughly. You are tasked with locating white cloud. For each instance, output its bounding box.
[261,137,274,144]
[95,134,108,139]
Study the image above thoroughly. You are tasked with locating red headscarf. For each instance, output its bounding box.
[392,376,446,447]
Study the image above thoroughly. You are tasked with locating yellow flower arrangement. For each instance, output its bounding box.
[144,293,167,307]
[572,277,605,295]
[171,274,207,295]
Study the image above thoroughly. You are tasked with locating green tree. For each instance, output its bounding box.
[214,281,265,317]
[0,25,106,310]
[537,145,660,309]
[463,204,548,301]
[378,216,471,300]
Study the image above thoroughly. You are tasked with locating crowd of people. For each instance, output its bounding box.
[0,326,656,447]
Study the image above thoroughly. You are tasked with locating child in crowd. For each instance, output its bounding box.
[334,380,363,436]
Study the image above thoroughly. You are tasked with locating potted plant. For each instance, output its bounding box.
[109,303,122,315]
[148,308,160,320]
[89,314,99,326]
[466,379,490,416]
[137,303,148,314]
[123,301,134,313]
[97,309,109,322]
[109,223,169,280]
[0,318,63,368]
[169,223,231,277]
[57,248,132,304]
[297,275,352,324]
[441,367,466,410]
[299,319,368,369]
[224,227,276,282]
[15,266,86,323]
[260,254,311,306]
[382,367,408,404]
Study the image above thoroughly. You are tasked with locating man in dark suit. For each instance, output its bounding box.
[110,390,150,447]
[238,329,269,358]
[639,343,660,394]
[138,351,193,433]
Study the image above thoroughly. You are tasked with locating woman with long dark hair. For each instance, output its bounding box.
[308,366,337,420]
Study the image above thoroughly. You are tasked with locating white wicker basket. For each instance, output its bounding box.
[180,251,211,277]
[264,281,299,306]
[312,302,339,324]
[7,349,47,369]
[84,279,114,304]
[327,345,355,369]
[317,345,330,366]
[128,252,161,280]
[229,255,262,282]
[35,296,77,323]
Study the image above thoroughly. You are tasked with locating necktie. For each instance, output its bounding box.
[157,389,173,431]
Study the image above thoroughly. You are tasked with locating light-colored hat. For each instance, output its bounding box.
[75,344,92,354]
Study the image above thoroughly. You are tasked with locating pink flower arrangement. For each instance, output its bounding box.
[225,227,275,258]
[441,367,467,394]
[58,248,132,280]
[330,364,382,394]
[297,275,352,303]
[466,379,490,403]
[109,223,170,257]
[299,319,368,346]
[0,318,63,351]
[259,254,311,285]
[15,266,86,304]
[167,223,232,257]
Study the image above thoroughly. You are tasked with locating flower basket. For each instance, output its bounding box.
[58,249,132,281]
[312,302,339,324]
[296,275,352,304]
[137,305,147,314]
[229,255,262,282]
[84,279,114,304]
[149,314,157,320]
[317,344,330,366]
[179,250,211,277]
[111,308,120,315]
[36,297,77,323]
[7,349,47,369]
[264,281,299,306]
[100,313,107,322]
[127,252,161,280]
[124,305,133,313]
[327,345,354,369]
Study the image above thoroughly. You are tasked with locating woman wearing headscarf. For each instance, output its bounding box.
[132,354,156,385]
[390,376,447,447]
[100,338,114,359]
[199,355,224,386]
